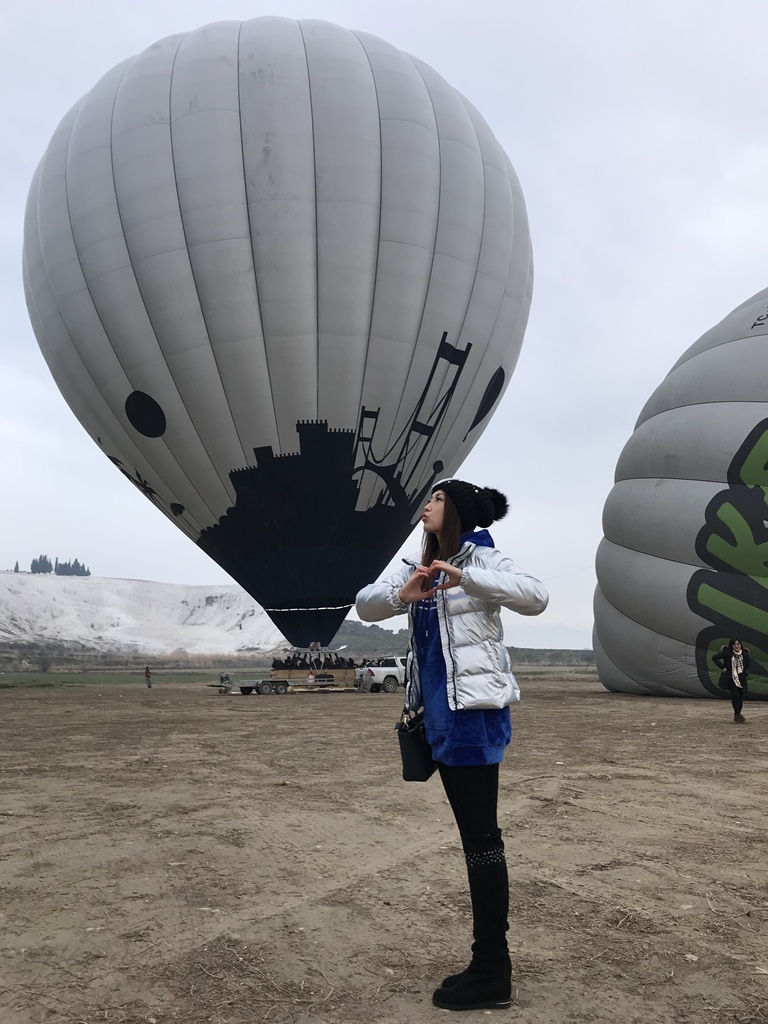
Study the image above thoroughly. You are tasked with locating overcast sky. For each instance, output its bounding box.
[3,0,768,650]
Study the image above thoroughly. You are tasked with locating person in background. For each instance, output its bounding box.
[714,639,750,723]
[355,479,548,1012]
[144,665,152,689]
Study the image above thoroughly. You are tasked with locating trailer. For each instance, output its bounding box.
[236,678,290,695]
[212,646,360,695]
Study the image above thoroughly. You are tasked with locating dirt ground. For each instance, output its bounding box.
[2,673,768,1024]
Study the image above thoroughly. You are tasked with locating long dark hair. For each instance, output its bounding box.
[421,490,462,565]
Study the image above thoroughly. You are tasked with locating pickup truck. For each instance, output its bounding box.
[355,656,407,693]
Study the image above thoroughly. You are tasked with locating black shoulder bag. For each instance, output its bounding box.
[395,709,437,782]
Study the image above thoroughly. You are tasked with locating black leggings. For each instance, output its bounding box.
[438,762,509,963]
[438,762,500,836]
[728,684,745,715]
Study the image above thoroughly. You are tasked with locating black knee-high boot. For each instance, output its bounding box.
[433,829,512,1011]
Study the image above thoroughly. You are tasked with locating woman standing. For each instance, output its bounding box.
[713,639,750,723]
[355,480,548,1011]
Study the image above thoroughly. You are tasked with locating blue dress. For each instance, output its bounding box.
[414,530,512,767]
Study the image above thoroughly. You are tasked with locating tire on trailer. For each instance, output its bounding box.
[274,681,288,695]
[258,681,273,695]
[382,676,399,693]
[240,686,254,695]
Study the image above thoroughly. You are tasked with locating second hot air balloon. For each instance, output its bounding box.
[22,17,533,645]
[595,286,768,699]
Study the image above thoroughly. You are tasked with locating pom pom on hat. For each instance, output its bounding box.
[435,479,509,533]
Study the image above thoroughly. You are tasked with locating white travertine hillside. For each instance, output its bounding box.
[0,572,286,654]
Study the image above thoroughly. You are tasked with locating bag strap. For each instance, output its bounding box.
[399,708,424,729]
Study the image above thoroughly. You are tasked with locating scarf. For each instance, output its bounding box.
[731,652,744,688]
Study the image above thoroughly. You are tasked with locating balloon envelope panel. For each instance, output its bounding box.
[23,17,533,646]
[595,286,768,698]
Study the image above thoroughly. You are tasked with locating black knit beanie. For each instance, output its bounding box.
[435,479,509,533]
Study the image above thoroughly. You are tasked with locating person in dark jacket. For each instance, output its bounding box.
[356,480,548,1012]
[713,639,750,723]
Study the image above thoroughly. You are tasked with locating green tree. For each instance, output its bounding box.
[53,557,91,577]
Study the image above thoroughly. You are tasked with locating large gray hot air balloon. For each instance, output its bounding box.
[594,286,768,698]
[23,17,532,646]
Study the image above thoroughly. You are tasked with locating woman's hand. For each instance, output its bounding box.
[398,566,435,604]
[398,561,462,604]
[427,560,462,590]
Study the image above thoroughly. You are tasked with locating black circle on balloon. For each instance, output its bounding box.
[125,391,167,438]
[170,503,185,517]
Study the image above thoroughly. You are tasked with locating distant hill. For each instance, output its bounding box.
[0,572,592,668]
[333,623,593,665]
[333,619,410,658]
[0,572,285,656]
